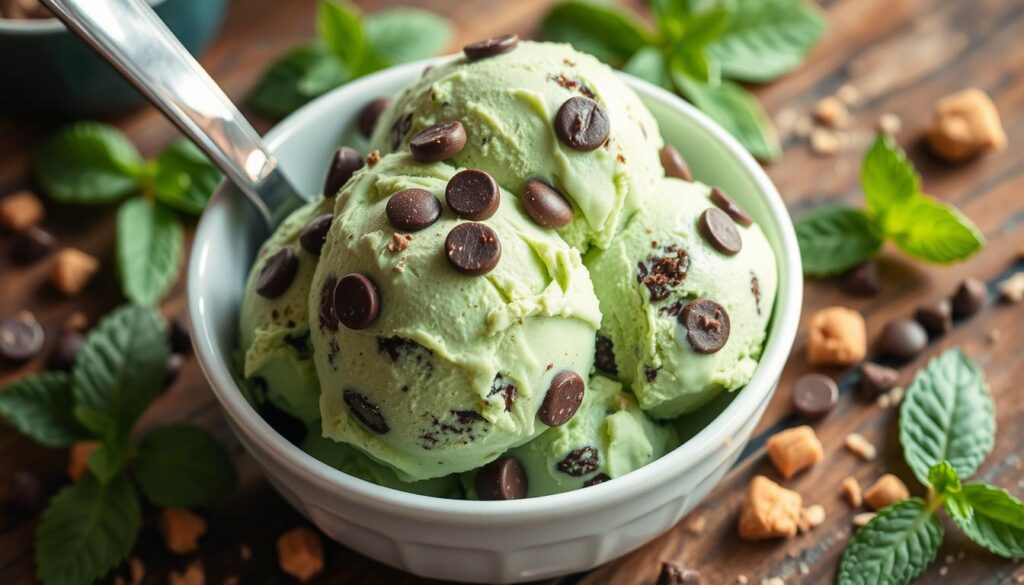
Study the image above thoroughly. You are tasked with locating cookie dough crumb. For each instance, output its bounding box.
[799,504,827,532]
[845,433,877,461]
[841,476,863,507]
[814,96,851,128]
[926,88,1006,162]
[853,512,876,527]
[51,248,100,297]
[837,84,860,106]
[877,113,903,135]
[810,128,841,156]
[999,272,1024,303]
[160,508,208,554]
[0,191,44,231]
[67,440,99,480]
[739,476,802,541]
[387,233,412,253]
[767,426,824,479]
[864,474,910,510]
[277,526,324,583]
[808,307,867,366]
[366,150,382,167]
[685,514,707,535]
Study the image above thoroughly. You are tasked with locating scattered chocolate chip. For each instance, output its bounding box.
[521,179,574,229]
[858,362,899,401]
[169,318,191,354]
[389,112,413,151]
[792,373,838,420]
[595,335,617,375]
[48,331,83,371]
[446,169,499,220]
[657,562,700,585]
[751,273,762,315]
[645,367,658,382]
[10,225,57,264]
[554,96,610,151]
[842,262,881,296]
[386,188,441,232]
[445,222,501,276]
[583,473,610,487]
[637,245,689,301]
[659,145,693,182]
[0,311,44,362]
[323,146,363,198]
[698,208,742,255]
[343,389,389,434]
[914,299,952,337]
[297,213,333,256]
[3,471,43,517]
[539,371,585,427]
[283,330,313,359]
[410,121,467,162]
[951,278,986,318]
[489,374,517,412]
[557,447,600,477]
[475,456,527,500]
[333,273,381,330]
[358,97,389,138]
[680,299,730,354]
[255,248,299,299]
[319,275,338,332]
[709,187,753,227]
[463,34,519,60]
[164,353,185,388]
[877,318,928,362]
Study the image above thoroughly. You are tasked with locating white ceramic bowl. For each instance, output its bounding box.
[188,58,802,584]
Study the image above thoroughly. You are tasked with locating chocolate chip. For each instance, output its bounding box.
[792,373,838,420]
[445,222,501,276]
[951,278,986,318]
[698,208,742,255]
[343,389,389,434]
[489,374,517,412]
[557,447,600,477]
[475,456,527,500]
[169,317,191,354]
[680,299,730,354]
[657,562,700,585]
[539,371,584,427]
[858,362,899,401]
[333,273,381,330]
[709,187,753,227]
[386,188,441,232]
[299,213,333,256]
[358,97,389,138]
[554,96,610,151]
[323,146,363,197]
[522,179,573,229]
[48,331,83,371]
[255,248,299,299]
[914,299,952,337]
[751,273,762,315]
[446,169,499,220]
[164,353,185,388]
[595,335,617,375]
[0,311,44,362]
[319,275,338,332]
[583,473,610,487]
[10,226,56,264]
[877,318,928,362]
[637,245,689,301]
[4,471,43,517]
[389,112,413,151]
[410,121,467,162]
[464,34,519,60]
[659,145,693,182]
[842,262,881,296]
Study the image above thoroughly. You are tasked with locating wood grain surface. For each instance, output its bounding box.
[2,0,1023,583]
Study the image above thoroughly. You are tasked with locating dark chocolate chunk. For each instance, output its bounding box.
[3,471,44,517]
[637,245,689,302]
[323,146,363,198]
[951,278,986,318]
[751,273,762,315]
[660,145,693,182]
[10,226,57,264]
[283,330,313,359]
[410,121,467,162]
[680,299,730,354]
[358,97,389,138]
[841,262,881,296]
[489,374,517,412]
[657,562,701,585]
[539,371,585,427]
[333,273,381,330]
[877,318,928,362]
[558,447,600,477]
[792,373,838,420]
[48,331,83,371]
[255,248,299,299]
[464,34,519,60]
[914,299,952,337]
[583,473,611,487]
[164,353,185,388]
[858,362,899,401]
[343,389,389,434]
[0,311,44,362]
[475,456,527,500]
[446,169,499,220]
[319,275,338,332]
[299,213,333,256]
[445,222,501,276]
[522,179,573,229]
[554,96,610,151]
[169,317,191,354]
[595,335,618,375]
[698,207,742,255]
[645,367,658,382]
[709,187,753,227]
[387,188,441,232]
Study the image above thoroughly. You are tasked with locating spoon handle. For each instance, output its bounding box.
[40,0,306,230]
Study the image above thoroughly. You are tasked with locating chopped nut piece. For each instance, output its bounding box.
[277,526,324,583]
[841,476,863,507]
[799,504,826,532]
[739,476,803,541]
[685,514,707,535]
[999,272,1024,303]
[926,88,1006,162]
[386,233,412,253]
[160,508,208,554]
[0,191,44,231]
[864,474,910,510]
[814,96,851,128]
[767,426,824,479]
[888,386,905,405]
[845,433,877,461]
[51,248,100,297]
[810,128,841,156]
[877,113,903,135]
[366,149,381,167]
[836,84,860,106]
[169,560,204,585]
[67,440,99,480]
[808,307,867,366]
[853,512,876,527]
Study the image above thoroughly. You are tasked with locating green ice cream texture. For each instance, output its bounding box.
[236,39,778,497]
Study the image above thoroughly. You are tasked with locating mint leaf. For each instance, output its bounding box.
[247,44,342,118]
[34,122,144,205]
[950,484,1024,558]
[364,9,452,66]
[883,196,984,264]
[665,4,729,50]
[318,0,366,72]
[675,77,780,161]
[900,348,995,486]
[623,47,671,89]
[152,140,221,215]
[862,134,920,216]
[540,1,653,68]
[0,372,89,448]
[707,0,826,83]
[116,198,184,306]
[72,305,169,439]
[88,438,131,484]
[132,424,237,508]
[795,206,883,276]
[36,473,140,585]
[837,498,943,585]
[669,50,720,86]
[296,52,349,97]
[928,460,962,496]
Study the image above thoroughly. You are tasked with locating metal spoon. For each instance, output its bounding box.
[39,0,308,233]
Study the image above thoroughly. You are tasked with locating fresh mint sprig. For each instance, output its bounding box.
[797,134,984,276]
[247,0,453,118]
[0,305,237,585]
[838,348,1024,584]
[33,123,221,306]
[542,0,825,161]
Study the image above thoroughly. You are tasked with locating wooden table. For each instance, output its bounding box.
[2,0,1022,583]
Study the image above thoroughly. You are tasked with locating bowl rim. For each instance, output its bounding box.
[188,56,803,521]
[0,0,167,34]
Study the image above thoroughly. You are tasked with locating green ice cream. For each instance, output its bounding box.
[309,153,601,481]
[369,41,663,250]
[586,178,778,418]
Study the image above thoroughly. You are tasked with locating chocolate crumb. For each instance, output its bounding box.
[557,447,600,477]
[637,245,689,301]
